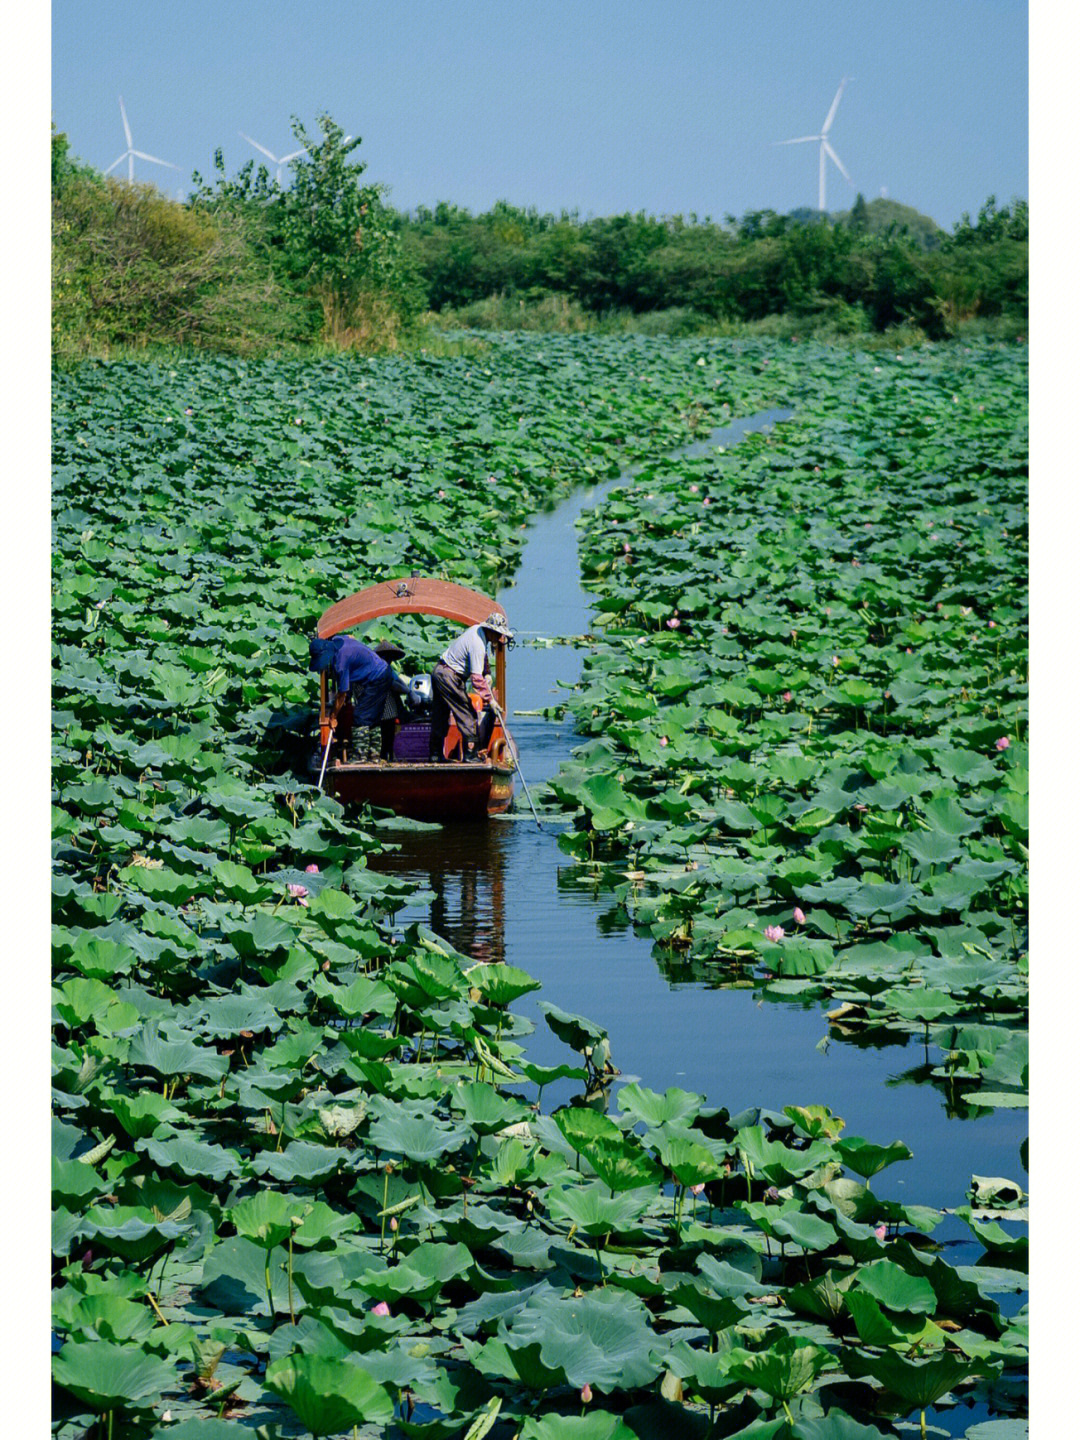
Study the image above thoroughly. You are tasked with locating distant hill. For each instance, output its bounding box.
[787,197,943,249]
[838,197,944,249]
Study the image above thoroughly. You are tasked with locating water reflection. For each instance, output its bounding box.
[372,822,509,965]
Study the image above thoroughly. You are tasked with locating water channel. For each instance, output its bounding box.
[370,413,1027,1218]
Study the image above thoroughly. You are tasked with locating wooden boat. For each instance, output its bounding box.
[310,578,516,822]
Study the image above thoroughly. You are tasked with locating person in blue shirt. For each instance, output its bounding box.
[309,635,410,761]
[429,612,514,762]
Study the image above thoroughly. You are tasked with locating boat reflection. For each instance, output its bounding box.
[369,821,509,966]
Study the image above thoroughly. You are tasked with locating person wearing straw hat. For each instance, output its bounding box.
[429,612,514,763]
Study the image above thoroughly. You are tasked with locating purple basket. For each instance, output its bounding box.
[393,722,432,761]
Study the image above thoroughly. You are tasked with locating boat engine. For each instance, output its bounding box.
[406,674,433,715]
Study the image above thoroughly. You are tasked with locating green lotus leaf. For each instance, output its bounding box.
[228,1191,311,1249]
[769,1208,839,1252]
[664,1282,749,1336]
[726,1334,834,1403]
[76,1205,195,1263]
[52,1156,110,1208]
[53,1339,178,1412]
[118,864,204,905]
[651,1133,725,1188]
[219,911,298,957]
[844,1348,1000,1410]
[617,1083,705,1129]
[65,1292,159,1344]
[843,881,917,918]
[264,1353,394,1434]
[696,1252,769,1299]
[736,1125,836,1185]
[250,1140,354,1182]
[367,1102,471,1163]
[854,1258,938,1314]
[138,1135,243,1182]
[467,962,542,1006]
[836,1136,913,1179]
[104,1091,184,1139]
[127,1023,230,1080]
[501,1286,661,1390]
[844,1289,945,1348]
[452,1080,532,1135]
[547,1181,653,1235]
[151,1420,253,1439]
[210,860,273,904]
[539,1002,609,1056]
[521,1414,636,1440]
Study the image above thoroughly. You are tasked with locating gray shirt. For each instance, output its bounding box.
[440,624,494,700]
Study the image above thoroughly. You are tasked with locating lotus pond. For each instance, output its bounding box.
[52,336,1028,1440]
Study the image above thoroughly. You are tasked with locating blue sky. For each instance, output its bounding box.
[51,0,1028,229]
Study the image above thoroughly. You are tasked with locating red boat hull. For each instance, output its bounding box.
[316,759,515,822]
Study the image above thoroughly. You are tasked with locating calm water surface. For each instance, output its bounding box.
[371,413,1027,1216]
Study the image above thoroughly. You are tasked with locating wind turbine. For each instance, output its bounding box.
[774,77,855,213]
[104,96,179,185]
[239,133,308,184]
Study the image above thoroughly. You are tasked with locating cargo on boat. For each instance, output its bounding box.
[309,578,516,822]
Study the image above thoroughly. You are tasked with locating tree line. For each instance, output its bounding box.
[52,116,1027,360]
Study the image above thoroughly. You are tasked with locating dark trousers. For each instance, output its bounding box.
[430,662,477,760]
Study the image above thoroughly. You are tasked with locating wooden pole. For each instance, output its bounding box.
[495,644,506,712]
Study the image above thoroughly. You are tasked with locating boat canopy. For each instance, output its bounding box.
[316,578,507,639]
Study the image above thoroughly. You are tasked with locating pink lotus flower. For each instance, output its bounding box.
[702,497,710,505]
[874,1223,887,1241]
[659,736,669,748]
[581,1385,593,1404]
[988,620,997,628]
[689,1183,706,1196]
[623,541,632,553]
[437,488,446,498]
[689,484,699,494]
[304,863,320,874]
[832,656,840,667]
[813,466,821,473]
[666,617,680,629]
[288,884,308,899]
[764,925,785,943]
[995,736,1010,751]
[793,906,806,925]
[782,691,793,703]
[371,1301,390,1317]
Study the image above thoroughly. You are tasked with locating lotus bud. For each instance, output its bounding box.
[874,1223,887,1241]
[995,736,1010,751]
[389,1217,398,1233]
[304,863,320,874]
[793,907,806,925]
[372,1301,390,1316]
[581,1385,593,1404]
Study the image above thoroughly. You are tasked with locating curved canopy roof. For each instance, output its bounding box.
[316,577,506,639]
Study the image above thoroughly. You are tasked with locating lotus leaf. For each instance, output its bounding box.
[500,1286,662,1390]
[836,1136,912,1179]
[726,1335,834,1402]
[53,1339,178,1412]
[264,1352,394,1434]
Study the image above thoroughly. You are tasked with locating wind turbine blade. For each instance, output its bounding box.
[119,95,133,147]
[278,148,307,162]
[821,77,849,135]
[773,135,820,146]
[104,153,127,175]
[823,141,854,185]
[133,151,179,169]
[240,133,278,163]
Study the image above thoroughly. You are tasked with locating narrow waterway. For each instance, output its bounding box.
[371,412,1026,1217]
